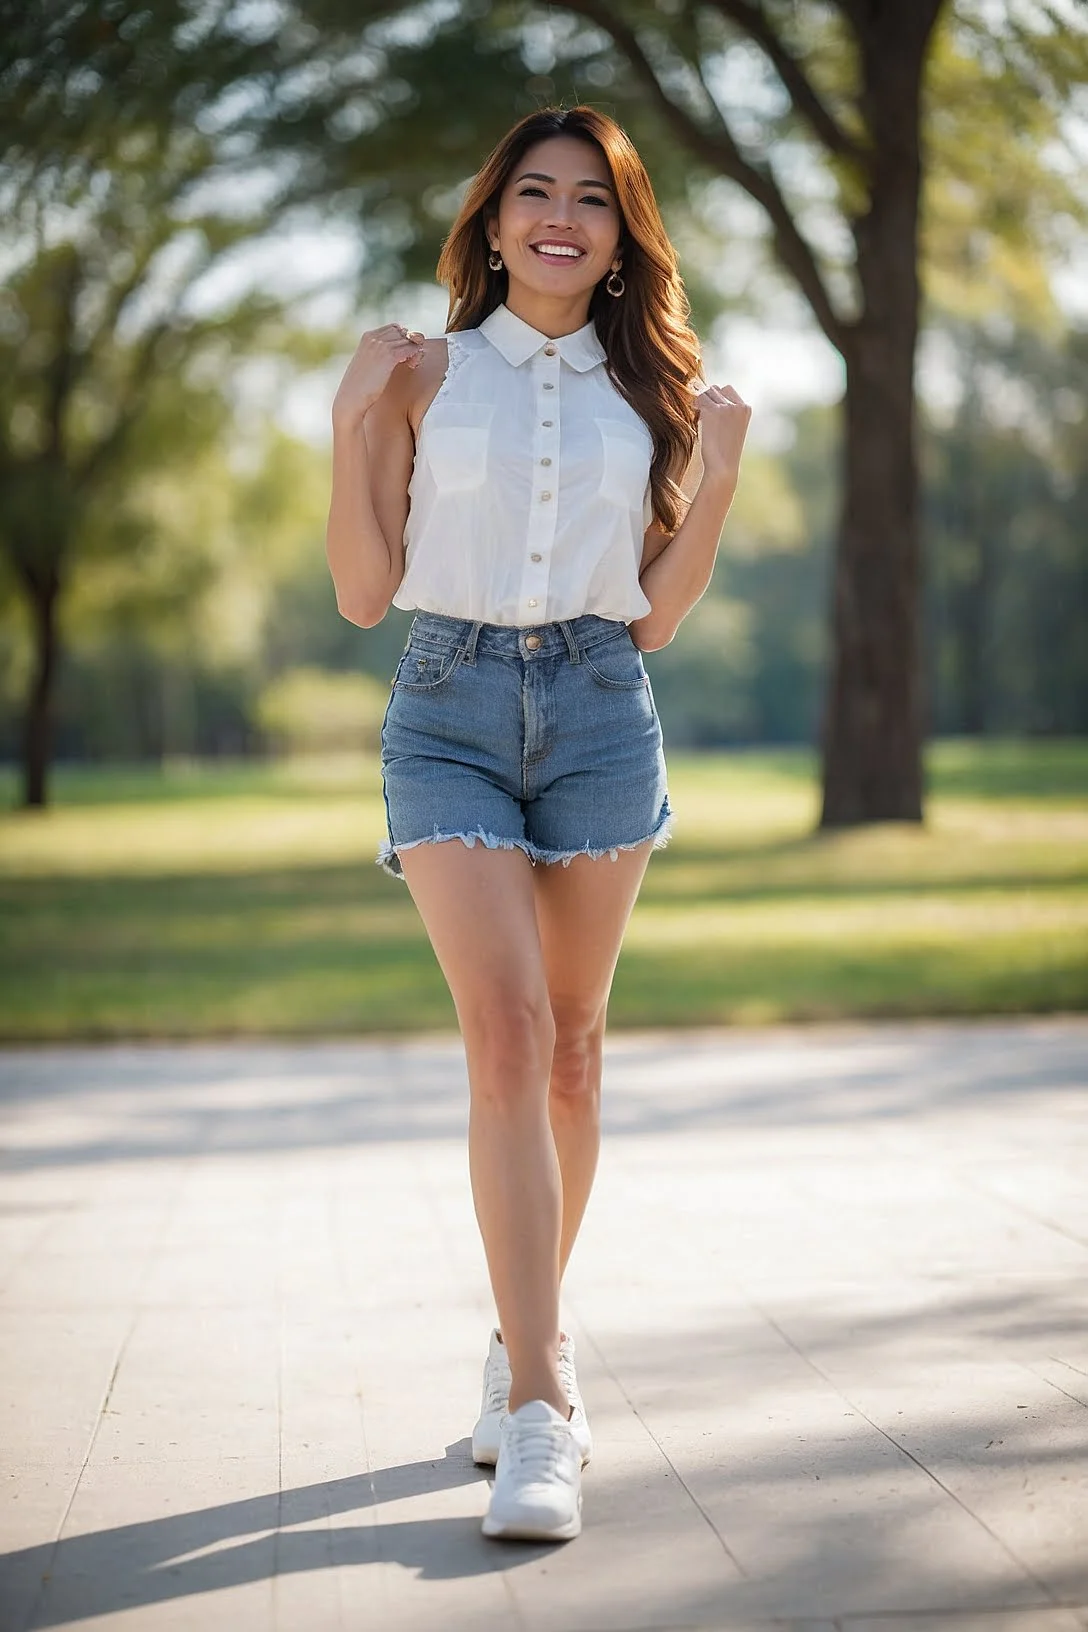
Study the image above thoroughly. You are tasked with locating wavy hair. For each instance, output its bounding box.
[435,106,701,533]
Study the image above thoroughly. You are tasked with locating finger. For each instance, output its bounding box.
[359,329,403,351]
[720,384,750,409]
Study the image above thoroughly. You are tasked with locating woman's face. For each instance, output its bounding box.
[490,135,623,307]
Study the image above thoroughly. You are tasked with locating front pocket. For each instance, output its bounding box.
[392,641,466,693]
[583,631,650,691]
[419,405,493,492]
[595,416,652,509]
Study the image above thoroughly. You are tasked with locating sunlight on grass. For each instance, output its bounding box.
[1,742,1085,1038]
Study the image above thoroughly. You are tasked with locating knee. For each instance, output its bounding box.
[549,1006,605,1112]
[462,987,556,1102]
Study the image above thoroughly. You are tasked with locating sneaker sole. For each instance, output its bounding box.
[482,1505,582,1542]
[472,1436,500,1467]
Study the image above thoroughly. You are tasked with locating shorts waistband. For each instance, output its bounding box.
[407,611,628,662]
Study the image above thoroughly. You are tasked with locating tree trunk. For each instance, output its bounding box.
[820,3,942,826]
[21,579,60,810]
[821,334,924,822]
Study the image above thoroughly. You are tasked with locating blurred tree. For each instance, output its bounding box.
[262,0,1084,822]
[924,321,1088,737]
[5,422,336,764]
[0,0,326,805]
[5,1,1082,798]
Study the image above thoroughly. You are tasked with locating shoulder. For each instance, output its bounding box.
[414,331,488,383]
[406,333,493,434]
[385,338,445,436]
[414,337,454,390]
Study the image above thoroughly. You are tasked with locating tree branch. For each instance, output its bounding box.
[558,0,850,351]
[707,0,865,164]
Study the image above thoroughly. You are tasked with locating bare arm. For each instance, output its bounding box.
[629,386,751,652]
[325,324,424,628]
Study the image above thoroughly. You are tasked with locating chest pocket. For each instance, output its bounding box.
[419,403,493,493]
[595,416,652,510]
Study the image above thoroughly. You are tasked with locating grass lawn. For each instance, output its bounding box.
[1,741,1085,1039]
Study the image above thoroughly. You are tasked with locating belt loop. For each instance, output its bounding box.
[559,620,580,663]
[463,620,483,665]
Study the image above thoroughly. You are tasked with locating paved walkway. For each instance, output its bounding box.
[1,1021,1086,1632]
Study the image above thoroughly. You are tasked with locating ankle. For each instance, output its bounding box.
[496,1329,569,1347]
[509,1391,572,1420]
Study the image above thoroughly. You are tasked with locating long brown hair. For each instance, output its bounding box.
[436,106,701,534]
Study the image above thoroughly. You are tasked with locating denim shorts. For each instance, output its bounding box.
[378,611,672,879]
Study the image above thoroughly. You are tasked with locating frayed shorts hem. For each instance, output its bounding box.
[377,808,673,882]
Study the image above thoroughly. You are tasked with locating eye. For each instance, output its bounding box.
[580,194,609,207]
[518,186,548,198]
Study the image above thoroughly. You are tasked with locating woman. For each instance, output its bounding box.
[326,105,750,1543]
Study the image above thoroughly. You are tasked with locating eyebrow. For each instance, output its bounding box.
[514,171,615,193]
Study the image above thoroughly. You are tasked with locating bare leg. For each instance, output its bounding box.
[398,842,566,1417]
[533,843,655,1280]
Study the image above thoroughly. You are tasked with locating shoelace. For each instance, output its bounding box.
[506,1417,571,1480]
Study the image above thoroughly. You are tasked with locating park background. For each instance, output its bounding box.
[1,0,1086,1039]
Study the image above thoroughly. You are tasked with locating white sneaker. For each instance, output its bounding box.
[471,1329,512,1465]
[482,1400,583,1542]
[558,1333,593,1465]
[472,1329,593,1467]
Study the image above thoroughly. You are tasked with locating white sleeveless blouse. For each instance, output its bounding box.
[393,303,654,626]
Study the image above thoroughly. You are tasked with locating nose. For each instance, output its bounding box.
[544,197,576,228]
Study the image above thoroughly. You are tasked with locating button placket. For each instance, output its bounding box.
[518,345,561,624]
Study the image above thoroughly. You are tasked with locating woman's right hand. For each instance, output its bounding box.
[332,323,426,432]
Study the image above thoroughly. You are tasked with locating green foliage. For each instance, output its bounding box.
[2,0,1085,791]
[924,320,1088,736]
[923,5,1088,330]
[0,0,342,800]
[256,666,390,753]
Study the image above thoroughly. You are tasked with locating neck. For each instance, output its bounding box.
[502,284,592,338]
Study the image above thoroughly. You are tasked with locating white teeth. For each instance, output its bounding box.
[532,244,583,258]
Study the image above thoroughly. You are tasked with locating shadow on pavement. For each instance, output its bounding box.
[0,1439,555,1631]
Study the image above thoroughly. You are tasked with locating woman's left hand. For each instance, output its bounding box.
[695,384,752,489]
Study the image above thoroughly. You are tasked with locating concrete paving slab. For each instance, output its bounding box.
[0,1020,1086,1632]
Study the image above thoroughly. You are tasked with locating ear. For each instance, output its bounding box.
[483,211,499,252]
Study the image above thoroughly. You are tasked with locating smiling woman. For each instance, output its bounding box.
[324,104,750,1547]
[437,106,704,539]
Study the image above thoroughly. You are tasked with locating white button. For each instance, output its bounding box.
[540,457,552,466]
[542,420,553,427]
[531,552,542,562]
[528,599,538,608]
[540,491,552,501]
[542,382,554,391]
[543,344,557,356]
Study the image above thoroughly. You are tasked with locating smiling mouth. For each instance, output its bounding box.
[530,243,587,263]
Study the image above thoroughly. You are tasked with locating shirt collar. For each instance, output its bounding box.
[479,303,606,373]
